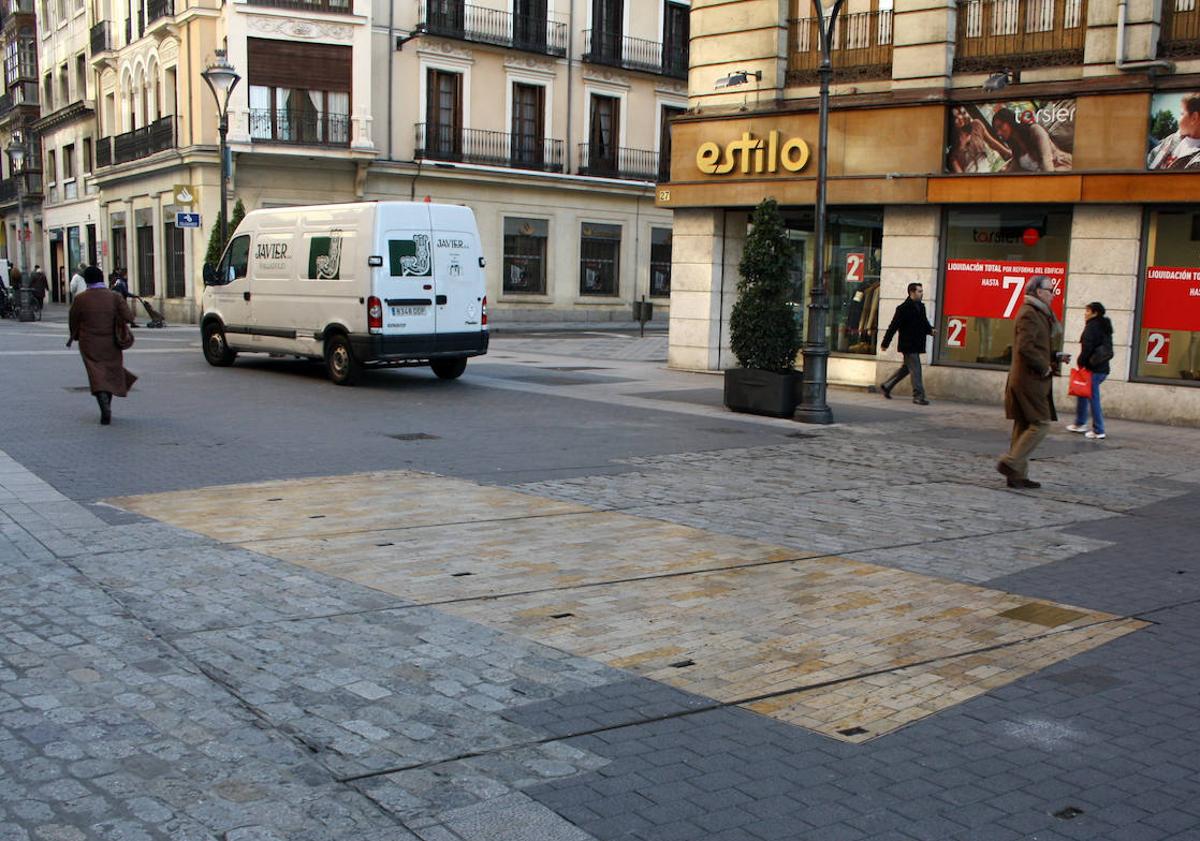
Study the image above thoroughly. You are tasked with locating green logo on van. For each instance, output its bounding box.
[309,230,344,280]
[389,234,433,277]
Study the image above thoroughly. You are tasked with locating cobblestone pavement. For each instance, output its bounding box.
[3,320,1200,840]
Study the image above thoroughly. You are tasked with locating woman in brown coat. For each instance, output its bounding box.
[67,265,137,425]
[997,275,1065,489]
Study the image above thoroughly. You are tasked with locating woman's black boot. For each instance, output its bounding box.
[97,392,112,425]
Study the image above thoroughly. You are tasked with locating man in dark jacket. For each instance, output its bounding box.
[29,265,48,312]
[879,282,934,404]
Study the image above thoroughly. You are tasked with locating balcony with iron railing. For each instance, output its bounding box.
[787,8,893,84]
[0,172,43,204]
[97,115,174,167]
[583,29,687,78]
[90,21,112,56]
[1160,0,1200,58]
[148,0,173,25]
[418,1,568,56]
[243,0,351,11]
[954,0,1087,71]
[577,144,659,181]
[250,109,351,147]
[414,123,565,172]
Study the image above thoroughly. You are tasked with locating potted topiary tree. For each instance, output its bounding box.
[724,198,801,417]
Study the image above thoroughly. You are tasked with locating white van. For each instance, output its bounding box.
[200,201,488,385]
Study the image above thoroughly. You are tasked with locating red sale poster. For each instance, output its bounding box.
[1141,267,1200,332]
[943,260,1066,320]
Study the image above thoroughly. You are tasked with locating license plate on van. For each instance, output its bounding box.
[390,306,427,317]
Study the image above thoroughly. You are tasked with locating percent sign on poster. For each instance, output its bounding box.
[943,260,1067,321]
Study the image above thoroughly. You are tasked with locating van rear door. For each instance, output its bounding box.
[379,205,437,343]
[429,206,485,338]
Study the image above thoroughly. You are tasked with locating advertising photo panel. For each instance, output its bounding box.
[946,99,1075,174]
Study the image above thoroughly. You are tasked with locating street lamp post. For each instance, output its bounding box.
[795,0,846,425]
[5,135,32,321]
[201,50,241,249]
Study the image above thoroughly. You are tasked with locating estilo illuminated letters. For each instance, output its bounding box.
[695,131,811,175]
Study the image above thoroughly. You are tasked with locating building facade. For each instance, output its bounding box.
[1,0,44,282]
[21,0,686,324]
[663,0,1200,425]
[34,0,98,299]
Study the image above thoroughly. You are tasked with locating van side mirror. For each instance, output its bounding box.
[203,263,218,286]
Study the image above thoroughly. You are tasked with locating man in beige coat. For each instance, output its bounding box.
[997,275,1065,489]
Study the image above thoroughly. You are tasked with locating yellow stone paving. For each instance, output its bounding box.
[110,471,1146,742]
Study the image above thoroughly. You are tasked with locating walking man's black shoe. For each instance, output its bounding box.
[880,384,892,399]
[913,398,930,405]
[1007,477,1041,489]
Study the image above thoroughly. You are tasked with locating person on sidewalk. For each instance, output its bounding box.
[67,266,138,425]
[1066,301,1114,441]
[998,275,1066,489]
[880,282,934,405]
[29,265,48,316]
[69,264,88,301]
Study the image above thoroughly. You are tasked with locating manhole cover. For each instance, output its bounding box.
[388,433,440,441]
[998,603,1088,628]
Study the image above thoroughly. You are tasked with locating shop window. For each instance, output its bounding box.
[938,207,1072,369]
[503,217,548,294]
[1135,207,1200,383]
[782,208,884,356]
[580,222,620,296]
[650,227,672,297]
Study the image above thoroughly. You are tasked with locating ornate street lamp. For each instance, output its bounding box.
[201,50,241,248]
[795,0,846,425]
[5,134,32,321]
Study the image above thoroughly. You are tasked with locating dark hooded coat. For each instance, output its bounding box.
[68,289,138,396]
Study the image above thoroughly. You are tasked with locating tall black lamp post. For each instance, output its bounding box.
[795,0,845,425]
[201,50,240,248]
[5,134,32,321]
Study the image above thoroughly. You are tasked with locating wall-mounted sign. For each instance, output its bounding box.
[176,212,201,228]
[1147,92,1200,171]
[173,184,196,206]
[695,131,810,175]
[943,259,1066,320]
[1142,266,1200,330]
[946,100,1075,174]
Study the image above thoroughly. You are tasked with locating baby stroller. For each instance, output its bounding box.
[130,295,166,328]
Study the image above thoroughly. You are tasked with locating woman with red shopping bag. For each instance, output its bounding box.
[1066,302,1114,440]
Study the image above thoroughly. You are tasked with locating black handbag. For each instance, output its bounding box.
[1090,342,1113,367]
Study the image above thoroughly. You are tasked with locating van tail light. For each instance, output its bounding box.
[481,296,488,327]
[367,296,383,333]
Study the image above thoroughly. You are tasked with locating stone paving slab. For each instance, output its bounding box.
[109,471,1145,744]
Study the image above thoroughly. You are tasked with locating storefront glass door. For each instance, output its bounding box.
[782,208,884,357]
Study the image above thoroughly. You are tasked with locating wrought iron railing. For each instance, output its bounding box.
[249,109,351,146]
[112,115,174,164]
[147,0,173,24]
[418,1,568,56]
[414,123,565,172]
[1161,0,1200,58]
[583,29,685,78]
[96,136,112,168]
[954,0,1087,71]
[90,21,111,55]
[577,144,659,181]
[245,0,351,10]
[787,9,893,84]
[0,172,42,203]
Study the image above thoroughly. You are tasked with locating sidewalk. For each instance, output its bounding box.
[2,336,1199,841]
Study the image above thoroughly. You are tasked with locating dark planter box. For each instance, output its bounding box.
[724,367,798,418]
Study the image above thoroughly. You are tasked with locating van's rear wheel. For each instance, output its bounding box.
[325,334,362,386]
[202,322,237,367]
[431,358,467,380]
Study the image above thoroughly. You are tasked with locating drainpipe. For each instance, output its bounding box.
[566,2,574,174]
[387,0,395,160]
[1116,0,1174,73]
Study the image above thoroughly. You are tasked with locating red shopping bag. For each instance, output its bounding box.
[1068,367,1092,398]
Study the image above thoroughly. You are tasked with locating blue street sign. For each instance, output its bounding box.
[176,212,201,228]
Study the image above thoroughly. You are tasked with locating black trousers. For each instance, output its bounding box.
[883,352,926,400]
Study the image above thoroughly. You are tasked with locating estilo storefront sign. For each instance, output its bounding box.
[695,131,812,175]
